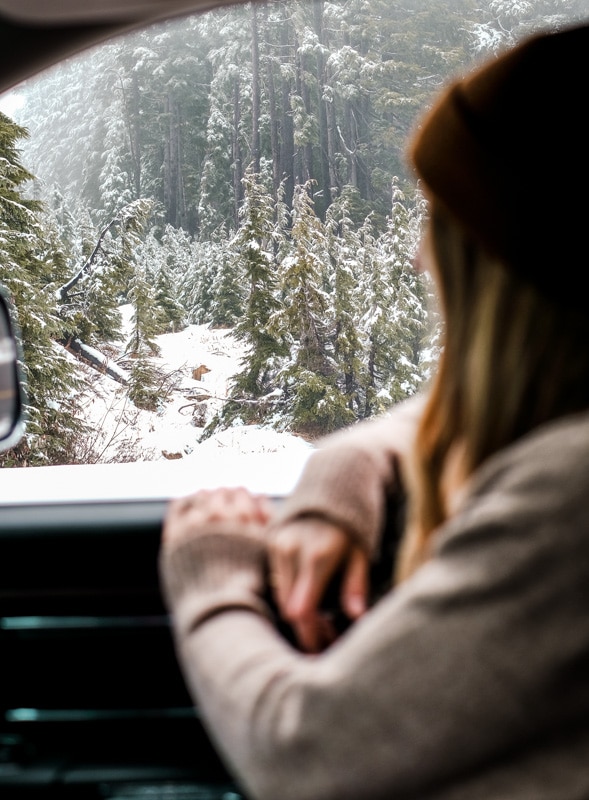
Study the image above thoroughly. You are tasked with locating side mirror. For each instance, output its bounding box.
[0,290,24,452]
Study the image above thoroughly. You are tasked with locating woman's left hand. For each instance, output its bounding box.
[163,487,273,548]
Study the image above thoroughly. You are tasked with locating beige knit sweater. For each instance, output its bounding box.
[160,403,589,800]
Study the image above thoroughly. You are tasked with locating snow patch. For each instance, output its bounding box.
[58,305,315,498]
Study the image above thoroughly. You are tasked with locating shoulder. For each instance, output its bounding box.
[481,408,589,479]
[432,410,589,585]
[466,409,589,517]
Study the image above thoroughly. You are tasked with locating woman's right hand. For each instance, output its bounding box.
[269,517,369,652]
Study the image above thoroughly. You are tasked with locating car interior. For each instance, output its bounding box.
[1,0,587,798]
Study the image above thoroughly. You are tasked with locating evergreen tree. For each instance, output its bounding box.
[231,173,284,396]
[58,198,154,346]
[377,181,429,404]
[127,357,163,412]
[154,267,186,333]
[326,192,366,416]
[99,109,135,217]
[126,263,163,357]
[358,181,429,415]
[357,213,396,416]
[470,0,587,53]
[0,113,85,465]
[208,245,244,328]
[137,229,187,333]
[18,0,574,235]
[124,218,168,413]
[198,79,237,236]
[176,231,226,325]
[276,182,352,436]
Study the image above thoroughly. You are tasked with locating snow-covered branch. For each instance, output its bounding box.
[56,216,121,303]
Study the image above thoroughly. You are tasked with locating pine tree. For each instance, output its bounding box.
[154,267,186,333]
[201,173,285,438]
[126,264,163,357]
[19,0,576,238]
[276,182,352,436]
[358,181,430,415]
[137,229,187,334]
[357,213,393,416]
[0,113,85,465]
[58,198,153,346]
[127,357,163,412]
[379,181,430,403]
[470,0,587,53]
[326,192,366,417]
[177,232,226,325]
[232,173,284,390]
[208,245,244,328]
[124,216,167,413]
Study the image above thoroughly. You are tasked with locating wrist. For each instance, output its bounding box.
[159,530,271,635]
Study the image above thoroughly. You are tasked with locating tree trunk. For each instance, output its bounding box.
[128,71,142,197]
[251,2,261,175]
[279,6,295,212]
[364,337,377,418]
[63,338,128,386]
[295,46,315,189]
[163,92,183,227]
[264,6,281,205]
[232,76,243,226]
[313,0,338,208]
[325,76,339,201]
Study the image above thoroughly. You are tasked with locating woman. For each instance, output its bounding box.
[160,22,589,800]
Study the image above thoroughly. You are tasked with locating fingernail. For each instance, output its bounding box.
[347,595,366,617]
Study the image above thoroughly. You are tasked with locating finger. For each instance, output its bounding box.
[317,613,339,649]
[295,611,339,654]
[254,494,274,525]
[204,487,256,523]
[286,547,338,622]
[270,531,299,614]
[227,487,259,521]
[176,489,208,514]
[277,544,333,652]
[165,488,261,544]
[163,493,208,544]
[341,546,369,619]
[293,613,323,653]
[233,488,273,525]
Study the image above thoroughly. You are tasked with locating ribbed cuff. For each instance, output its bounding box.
[273,446,388,556]
[159,530,272,635]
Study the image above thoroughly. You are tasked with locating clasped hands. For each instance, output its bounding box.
[163,487,369,652]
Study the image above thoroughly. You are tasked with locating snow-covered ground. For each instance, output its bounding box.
[0,307,314,503]
[80,305,312,464]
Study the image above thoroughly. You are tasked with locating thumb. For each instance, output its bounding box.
[341,546,369,620]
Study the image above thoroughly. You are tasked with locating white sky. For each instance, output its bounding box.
[0,91,24,118]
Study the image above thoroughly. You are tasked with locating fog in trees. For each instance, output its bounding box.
[1,0,584,464]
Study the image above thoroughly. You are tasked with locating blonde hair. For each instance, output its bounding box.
[396,202,589,581]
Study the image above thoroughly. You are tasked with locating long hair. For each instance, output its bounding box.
[396,202,589,581]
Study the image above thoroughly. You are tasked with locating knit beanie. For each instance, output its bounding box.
[410,22,589,309]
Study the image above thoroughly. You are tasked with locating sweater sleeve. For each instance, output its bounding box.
[159,526,272,633]
[273,394,425,555]
[161,414,589,800]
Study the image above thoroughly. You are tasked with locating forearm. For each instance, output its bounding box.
[160,530,271,632]
[166,558,535,800]
[161,528,432,800]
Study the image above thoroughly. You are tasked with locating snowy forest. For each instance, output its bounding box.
[0,0,585,467]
